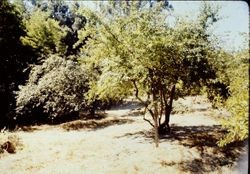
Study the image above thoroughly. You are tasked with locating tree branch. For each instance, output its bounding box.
[158,89,163,125]
[132,79,155,127]
[143,115,155,128]
[132,79,148,107]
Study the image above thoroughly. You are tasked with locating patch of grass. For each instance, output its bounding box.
[172,95,212,114]
[160,160,176,167]
[18,126,39,132]
[121,124,246,173]
[61,117,134,131]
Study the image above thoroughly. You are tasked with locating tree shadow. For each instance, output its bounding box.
[116,124,247,173]
[79,112,107,120]
[168,125,247,173]
[124,109,145,117]
[110,100,143,110]
[115,129,154,143]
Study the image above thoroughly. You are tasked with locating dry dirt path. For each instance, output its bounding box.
[0,96,248,174]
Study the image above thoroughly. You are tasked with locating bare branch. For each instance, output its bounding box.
[143,114,155,128]
[162,87,168,106]
[132,80,148,107]
[132,79,155,128]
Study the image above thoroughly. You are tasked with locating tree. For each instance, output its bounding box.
[0,0,36,129]
[101,0,173,11]
[21,0,87,56]
[77,2,220,147]
[50,1,87,56]
[21,8,67,56]
[15,55,89,124]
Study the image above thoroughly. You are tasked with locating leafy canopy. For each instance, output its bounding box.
[78,2,219,104]
[21,9,67,55]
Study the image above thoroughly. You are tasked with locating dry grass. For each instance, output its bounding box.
[61,117,134,131]
[0,96,248,174]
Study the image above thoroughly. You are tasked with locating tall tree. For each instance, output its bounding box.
[21,8,68,56]
[0,0,36,128]
[21,0,87,56]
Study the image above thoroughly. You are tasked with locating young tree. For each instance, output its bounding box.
[77,2,220,147]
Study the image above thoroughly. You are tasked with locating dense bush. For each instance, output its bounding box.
[218,49,248,146]
[15,55,89,124]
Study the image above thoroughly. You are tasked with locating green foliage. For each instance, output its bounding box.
[15,55,89,122]
[218,49,249,146]
[13,1,95,125]
[21,1,87,56]
[203,50,232,107]
[78,2,220,109]
[76,2,221,146]
[3,0,246,148]
[21,9,67,55]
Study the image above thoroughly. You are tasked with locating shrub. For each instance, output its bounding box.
[15,55,89,124]
[218,62,248,146]
[0,133,23,154]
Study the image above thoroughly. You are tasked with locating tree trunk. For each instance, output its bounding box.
[89,101,96,116]
[152,90,159,147]
[158,84,175,135]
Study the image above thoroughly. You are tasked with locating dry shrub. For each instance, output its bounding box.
[0,132,24,154]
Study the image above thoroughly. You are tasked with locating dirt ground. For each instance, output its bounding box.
[0,96,248,174]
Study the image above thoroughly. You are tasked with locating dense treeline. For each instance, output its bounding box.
[0,0,38,129]
[0,0,248,146]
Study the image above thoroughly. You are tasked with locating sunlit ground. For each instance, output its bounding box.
[0,96,248,174]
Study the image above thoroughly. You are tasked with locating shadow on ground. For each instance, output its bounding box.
[110,101,143,110]
[116,124,247,174]
[167,125,246,173]
[125,109,145,117]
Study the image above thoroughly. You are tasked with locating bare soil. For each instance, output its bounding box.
[0,96,248,174]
